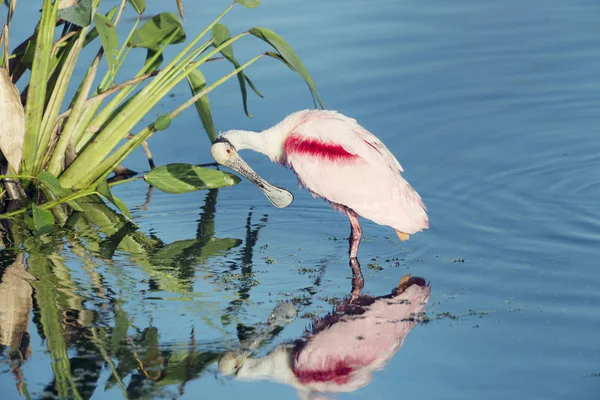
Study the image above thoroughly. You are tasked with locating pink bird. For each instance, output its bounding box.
[218,275,431,399]
[211,110,429,259]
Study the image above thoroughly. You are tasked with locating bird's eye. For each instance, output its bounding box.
[226,149,231,154]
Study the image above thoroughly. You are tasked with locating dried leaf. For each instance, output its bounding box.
[0,67,25,172]
[176,0,184,18]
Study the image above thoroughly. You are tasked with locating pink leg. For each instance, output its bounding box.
[350,258,364,299]
[346,208,362,259]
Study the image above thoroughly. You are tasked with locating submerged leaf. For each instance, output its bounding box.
[32,204,55,234]
[93,13,119,73]
[144,164,241,194]
[187,69,216,143]
[58,0,93,27]
[250,27,324,108]
[0,67,25,172]
[96,181,133,220]
[128,12,186,50]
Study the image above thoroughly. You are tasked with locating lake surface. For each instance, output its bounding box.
[1,0,600,399]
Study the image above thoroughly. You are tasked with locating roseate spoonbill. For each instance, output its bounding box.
[210,110,428,258]
[219,275,430,399]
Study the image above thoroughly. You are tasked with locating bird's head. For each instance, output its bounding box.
[218,350,251,376]
[210,137,239,167]
[211,135,294,209]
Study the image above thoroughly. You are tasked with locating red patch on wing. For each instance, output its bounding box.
[293,361,353,385]
[284,134,358,162]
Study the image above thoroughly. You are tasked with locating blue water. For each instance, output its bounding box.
[1,0,600,399]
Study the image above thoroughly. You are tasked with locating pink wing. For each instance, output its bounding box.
[284,111,428,234]
[292,282,431,393]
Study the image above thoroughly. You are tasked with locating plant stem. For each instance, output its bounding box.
[36,23,93,174]
[54,70,161,123]
[47,69,162,170]
[87,53,266,186]
[75,30,185,153]
[0,174,35,179]
[59,31,247,188]
[108,176,141,187]
[21,0,59,174]
[0,185,95,219]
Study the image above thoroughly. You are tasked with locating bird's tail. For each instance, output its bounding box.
[396,230,410,241]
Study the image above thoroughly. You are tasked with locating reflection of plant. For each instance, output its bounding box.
[0,184,301,398]
[0,0,322,230]
[0,185,342,398]
[0,253,34,397]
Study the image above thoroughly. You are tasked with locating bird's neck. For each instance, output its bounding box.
[222,127,289,163]
[236,346,297,384]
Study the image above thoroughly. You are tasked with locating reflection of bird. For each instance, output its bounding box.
[219,275,430,399]
[211,110,429,259]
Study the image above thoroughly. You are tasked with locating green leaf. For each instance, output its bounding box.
[96,181,133,221]
[85,6,118,47]
[144,164,241,194]
[212,24,263,118]
[37,172,84,212]
[128,12,186,51]
[128,0,146,14]
[38,171,69,197]
[153,114,171,131]
[31,203,54,234]
[250,27,324,108]
[186,69,216,143]
[58,0,93,27]
[145,49,163,73]
[20,39,36,69]
[236,0,261,8]
[93,13,119,73]
[21,1,59,174]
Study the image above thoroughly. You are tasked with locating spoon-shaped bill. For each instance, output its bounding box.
[228,156,294,208]
[211,141,293,208]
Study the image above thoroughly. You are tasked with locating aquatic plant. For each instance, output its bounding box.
[0,0,322,234]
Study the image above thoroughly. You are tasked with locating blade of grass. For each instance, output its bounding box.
[249,27,324,109]
[36,26,91,175]
[63,0,134,154]
[212,23,259,117]
[21,0,59,174]
[46,55,103,175]
[187,68,216,142]
[77,28,185,151]
[86,53,266,186]
[60,32,249,188]
[93,13,119,75]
